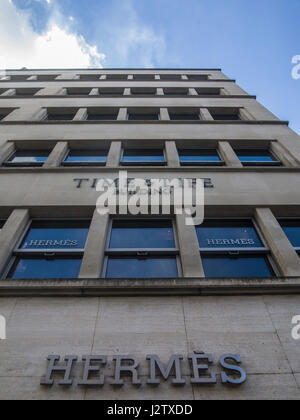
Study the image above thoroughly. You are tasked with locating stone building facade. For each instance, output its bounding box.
[0,68,299,399]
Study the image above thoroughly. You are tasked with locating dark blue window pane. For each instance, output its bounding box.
[10,257,82,279]
[106,257,178,278]
[64,150,107,164]
[109,220,175,248]
[179,149,221,163]
[169,114,201,121]
[280,220,300,248]
[8,151,49,164]
[21,221,90,249]
[236,150,277,163]
[196,220,263,248]
[122,149,165,163]
[87,114,118,120]
[128,113,159,120]
[0,220,5,229]
[212,114,240,121]
[202,256,273,278]
[46,114,75,121]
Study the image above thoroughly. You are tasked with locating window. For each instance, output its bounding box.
[62,149,107,166]
[0,89,8,95]
[235,149,281,166]
[0,109,14,121]
[179,149,224,166]
[6,220,90,279]
[195,88,221,96]
[131,88,156,96]
[105,220,179,278]
[127,109,160,121]
[36,75,59,81]
[44,109,77,121]
[169,109,201,121]
[79,75,101,81]
[9,75,30,81]
[196,220,276,278]
[86,109,118,121]
[210,109,241,120]
[133,74,155,81]
[3,150,50,166]
[186,75,208,81]
[279,220,300,254]
[163,88,188,96]
[66,88,91,96]
[14,88,41,96]
[98,88,124,96]
[159,74,182,81]
[106,74,128,81]
[121,149,165,166]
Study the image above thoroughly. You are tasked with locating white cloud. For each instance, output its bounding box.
[0,0,105,69]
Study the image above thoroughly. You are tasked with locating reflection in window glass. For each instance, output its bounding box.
[196,220,263,248]
[5,150,50,166]
[279,220,300,248]
[179,149,222,165]
[121,149,165,165]
[21,220,90,249]
[109,220,175,249]
[106,257,178,278]
[9,257,82,279]
[0,220,5,230]
[63,150,107,165]
[202,255,274,278]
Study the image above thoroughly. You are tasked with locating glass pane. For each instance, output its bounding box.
[65,150,107,163]
[0,220,5,230]
[106,257,178,278]
[9,257,82,279]
[280,220,300,248]
[179,149,221,163]
[46,114,75,121]
[122,149,165,163]
[110,220,175,248]
[196,220,263,248]
[8,150,49,164]
[128,114,159,120]
[236,149,277,163]
[202,255,273,278]
[87,114,117,120]
[169,114,200,121]
[212,114,240,120]
[20,220,90,249]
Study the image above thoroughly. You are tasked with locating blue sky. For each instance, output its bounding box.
[1,0,299,133]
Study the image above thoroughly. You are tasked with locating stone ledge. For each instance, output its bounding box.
[0,277,300,297]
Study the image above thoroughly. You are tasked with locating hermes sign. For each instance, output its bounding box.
[41,352,247,387]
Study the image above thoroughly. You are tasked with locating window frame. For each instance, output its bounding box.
[234,148,282,167]
[178,148,225,167]
[61,149,108,167]
[196,218,279,277]
[120,148,167,166]
[102,218,181,278]
[3,149,50,167]
[3,219,91,279]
